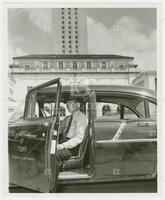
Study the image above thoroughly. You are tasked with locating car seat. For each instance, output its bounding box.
[62,124,89,171]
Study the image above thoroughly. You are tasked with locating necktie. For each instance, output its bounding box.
[60,114,73,143]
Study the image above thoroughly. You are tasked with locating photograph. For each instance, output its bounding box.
[7,5,157,193]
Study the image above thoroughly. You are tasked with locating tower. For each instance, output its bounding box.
[51,8,88,54]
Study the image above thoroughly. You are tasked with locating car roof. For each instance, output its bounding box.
[38,85,156,100]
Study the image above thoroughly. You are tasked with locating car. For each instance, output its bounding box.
[8,78,157,192]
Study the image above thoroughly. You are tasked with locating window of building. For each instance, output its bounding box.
[102,61,106,69]
[68,26,71,29]
[69,31,71,34]
[61,8,64,10]
[25,65,30,70]
[61,11,64,15]
[75,45,78,48]
[75,35,78,39]
[68,8,71,10]
[69,45,72,48]
[19,64,23,68]
[68,16,71,19]
[68,11,71,15]
[75,40,78,43]
[43,61,48,69]
[75,30,78,34]
[73,61,77,69]
[62,40,65,43]
[87,61,91,69]
[69,50,72,53]
[62,16,64,19]
[62,26,65,29]
[69,35,71,39]
[69,40,71,43]
[75,26,78,29]
[119,64,125,70]
[62,45,65,48]
[62,35,65,39]
[68,21,71,24]
[62,50,65,53]
[76,50,79,53]
[62,21,64,24]
[75,21,77,25]
[62,30,65,34]
[59,61,63,69]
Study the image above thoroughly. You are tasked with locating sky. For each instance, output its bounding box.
[8,8,156,70]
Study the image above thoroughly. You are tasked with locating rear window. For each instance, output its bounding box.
[95,94,154,120]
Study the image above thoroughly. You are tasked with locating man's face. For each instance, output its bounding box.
[66,100,79,114]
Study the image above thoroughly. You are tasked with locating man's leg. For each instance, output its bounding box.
[55,149,74,174]
[50,149,73,192]
[56,149,73,161]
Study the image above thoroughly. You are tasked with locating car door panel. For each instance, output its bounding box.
[94,120,124,140]
[8,78,61,192]
[95,139,156,179]
[94,117,157,180]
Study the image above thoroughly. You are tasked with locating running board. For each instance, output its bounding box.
[59,171,89,180]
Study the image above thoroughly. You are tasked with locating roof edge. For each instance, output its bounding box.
[13,54,134,60]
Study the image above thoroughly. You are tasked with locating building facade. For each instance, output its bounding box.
[9,54,140,103]
[51,8,87,54]
[131,71,157,91]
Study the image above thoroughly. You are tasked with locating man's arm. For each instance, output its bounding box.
[57,116,88,150]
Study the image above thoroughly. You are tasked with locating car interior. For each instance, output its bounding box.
[35,91,91,176]
[59,93,90,173]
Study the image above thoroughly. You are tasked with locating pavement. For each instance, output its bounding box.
[9,179,157,193]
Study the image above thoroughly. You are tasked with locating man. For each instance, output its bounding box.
[56,98,88,161]
[50,98,88,192]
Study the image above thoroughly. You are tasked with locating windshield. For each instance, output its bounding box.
[9,100,25,122]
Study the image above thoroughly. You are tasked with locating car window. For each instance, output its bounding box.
[124,107,138,119]
[27,90,36,118]
[149,102,157,119]
[96,102,120,119]
[96,102,139,120]
[59,102,70,120]
[135,101,145,117]
[96,94,148,120]
[39,102,56,117]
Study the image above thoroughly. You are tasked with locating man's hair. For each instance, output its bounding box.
[67,99,80,109]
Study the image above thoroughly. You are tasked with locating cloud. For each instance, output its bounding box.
[87,16,156,70]
[11,35,30,46]
[26,9,51,32]
[8,44,26,64]
[8,36,28,64]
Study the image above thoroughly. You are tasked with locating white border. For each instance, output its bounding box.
[0,0,164,200]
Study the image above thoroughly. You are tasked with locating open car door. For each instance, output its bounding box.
[8,78,61,192]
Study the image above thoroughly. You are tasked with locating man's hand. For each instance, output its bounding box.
[57,143,65,150]
[53,130,57,136]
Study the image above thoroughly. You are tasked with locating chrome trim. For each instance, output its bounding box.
[58,171,89,180]
[112,121,127,140]
[96,138,157,144]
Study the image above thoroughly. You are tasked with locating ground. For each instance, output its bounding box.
[9,179,157,193]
